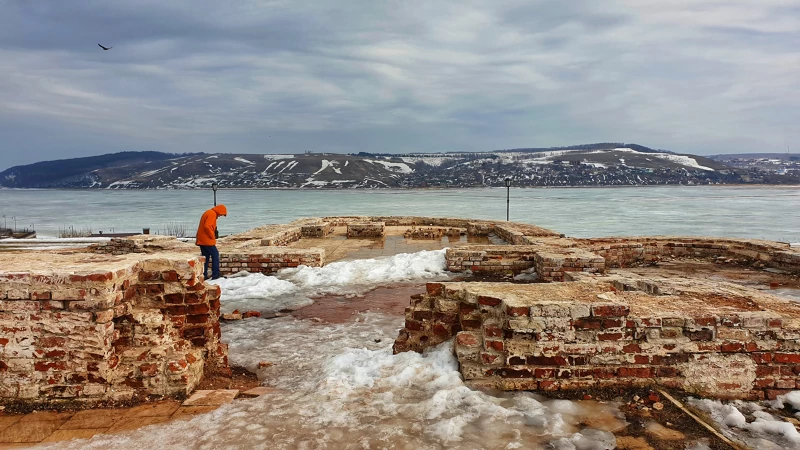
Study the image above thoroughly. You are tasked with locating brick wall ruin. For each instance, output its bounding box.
[0,253,227,404]
[218,248,323,276]
[395,280,800,400]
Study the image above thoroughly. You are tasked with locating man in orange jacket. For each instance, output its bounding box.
[195,204,227,280]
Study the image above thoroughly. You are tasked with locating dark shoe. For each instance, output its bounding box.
[211,275,227,280]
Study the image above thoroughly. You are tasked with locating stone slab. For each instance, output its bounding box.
[59,409,126,429]
[182,389,239,406]
[122,401,181,418]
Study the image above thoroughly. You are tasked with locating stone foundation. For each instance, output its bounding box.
[0,252,227,404]
[218,248,324,276]
[394,276,800,400]
[347,222,385,238]
[301,222,332,238]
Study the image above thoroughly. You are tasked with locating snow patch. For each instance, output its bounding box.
[365,159,414,174]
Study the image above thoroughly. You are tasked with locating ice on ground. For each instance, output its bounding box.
[209,249,451,313]
[689,397,800,449]
[42,312,625,449]
[279,249,449,296]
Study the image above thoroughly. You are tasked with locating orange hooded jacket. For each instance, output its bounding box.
[195,204,227,246]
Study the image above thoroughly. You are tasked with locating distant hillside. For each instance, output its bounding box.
[2,144,797,189]
[0,151,186,188]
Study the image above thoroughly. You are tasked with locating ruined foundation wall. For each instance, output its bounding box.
[0,254,228,404]
[218,248,324,276]
[583,237,800,272]
[446,245,606,281]
[395,282,800,400]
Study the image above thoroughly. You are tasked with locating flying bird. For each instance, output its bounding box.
[98,43,112,51]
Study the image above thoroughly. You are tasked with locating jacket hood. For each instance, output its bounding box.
[213,204,227,216]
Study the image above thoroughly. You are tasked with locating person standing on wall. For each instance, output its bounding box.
[195,204,227,280]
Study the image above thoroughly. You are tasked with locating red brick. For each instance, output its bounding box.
[37,336,66,348]
[139,363,158,377]
[187,314,209,324]
[485,340,504,352]
[602,318,623,328]
[187,303,210,315]
[534,368,555,378]
[634,355,650,364]
[426,283,443,296]
[539,380,559,390]
[767,389,793,400]
[161,270,180,281]
[185,292,207,304]
[35,361,67,371]
[618,367,653,378]
[433,324,451,337]
[755,378,776,388]
[774,353,800,364]
[622,343,641,353]
[166,305,187,315]
[164,293,184,304]
[460,303,477,315]
[405,320,423,331]
[507,306,529,317]
[481,353,500,364]
[498,368,532,378]
[721,342,744,352]
[593,368,618,379]
[573,318,602,330]
[478,296,502,307]
[527,355,568,366]
[31,291,52,300]
[168,360,188,372]
[592,304,630,317]
[182,327,205,338]
[456,333,479,347]
[597,332,624,341]
[138,271,161,282]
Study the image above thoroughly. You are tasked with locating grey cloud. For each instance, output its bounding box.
[0,0,798,170]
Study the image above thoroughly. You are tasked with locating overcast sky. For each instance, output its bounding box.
[1,1,798,170]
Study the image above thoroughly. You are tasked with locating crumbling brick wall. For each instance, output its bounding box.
[218,249,324,276]
[394,281,800,400]
[445,245,605,280]
[0,254,228,404]
[347,222,385,238]
[583,237,800,272]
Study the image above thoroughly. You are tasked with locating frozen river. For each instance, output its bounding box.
[1,185,800,243]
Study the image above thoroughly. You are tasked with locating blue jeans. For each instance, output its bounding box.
[199,245,221,279]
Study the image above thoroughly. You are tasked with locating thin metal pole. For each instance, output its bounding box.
[213,191,217,206]
[506,186,510,221]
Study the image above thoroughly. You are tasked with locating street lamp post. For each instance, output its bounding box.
[12,216,16,232]
[504,178,511,221]
[212,182,218,206]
